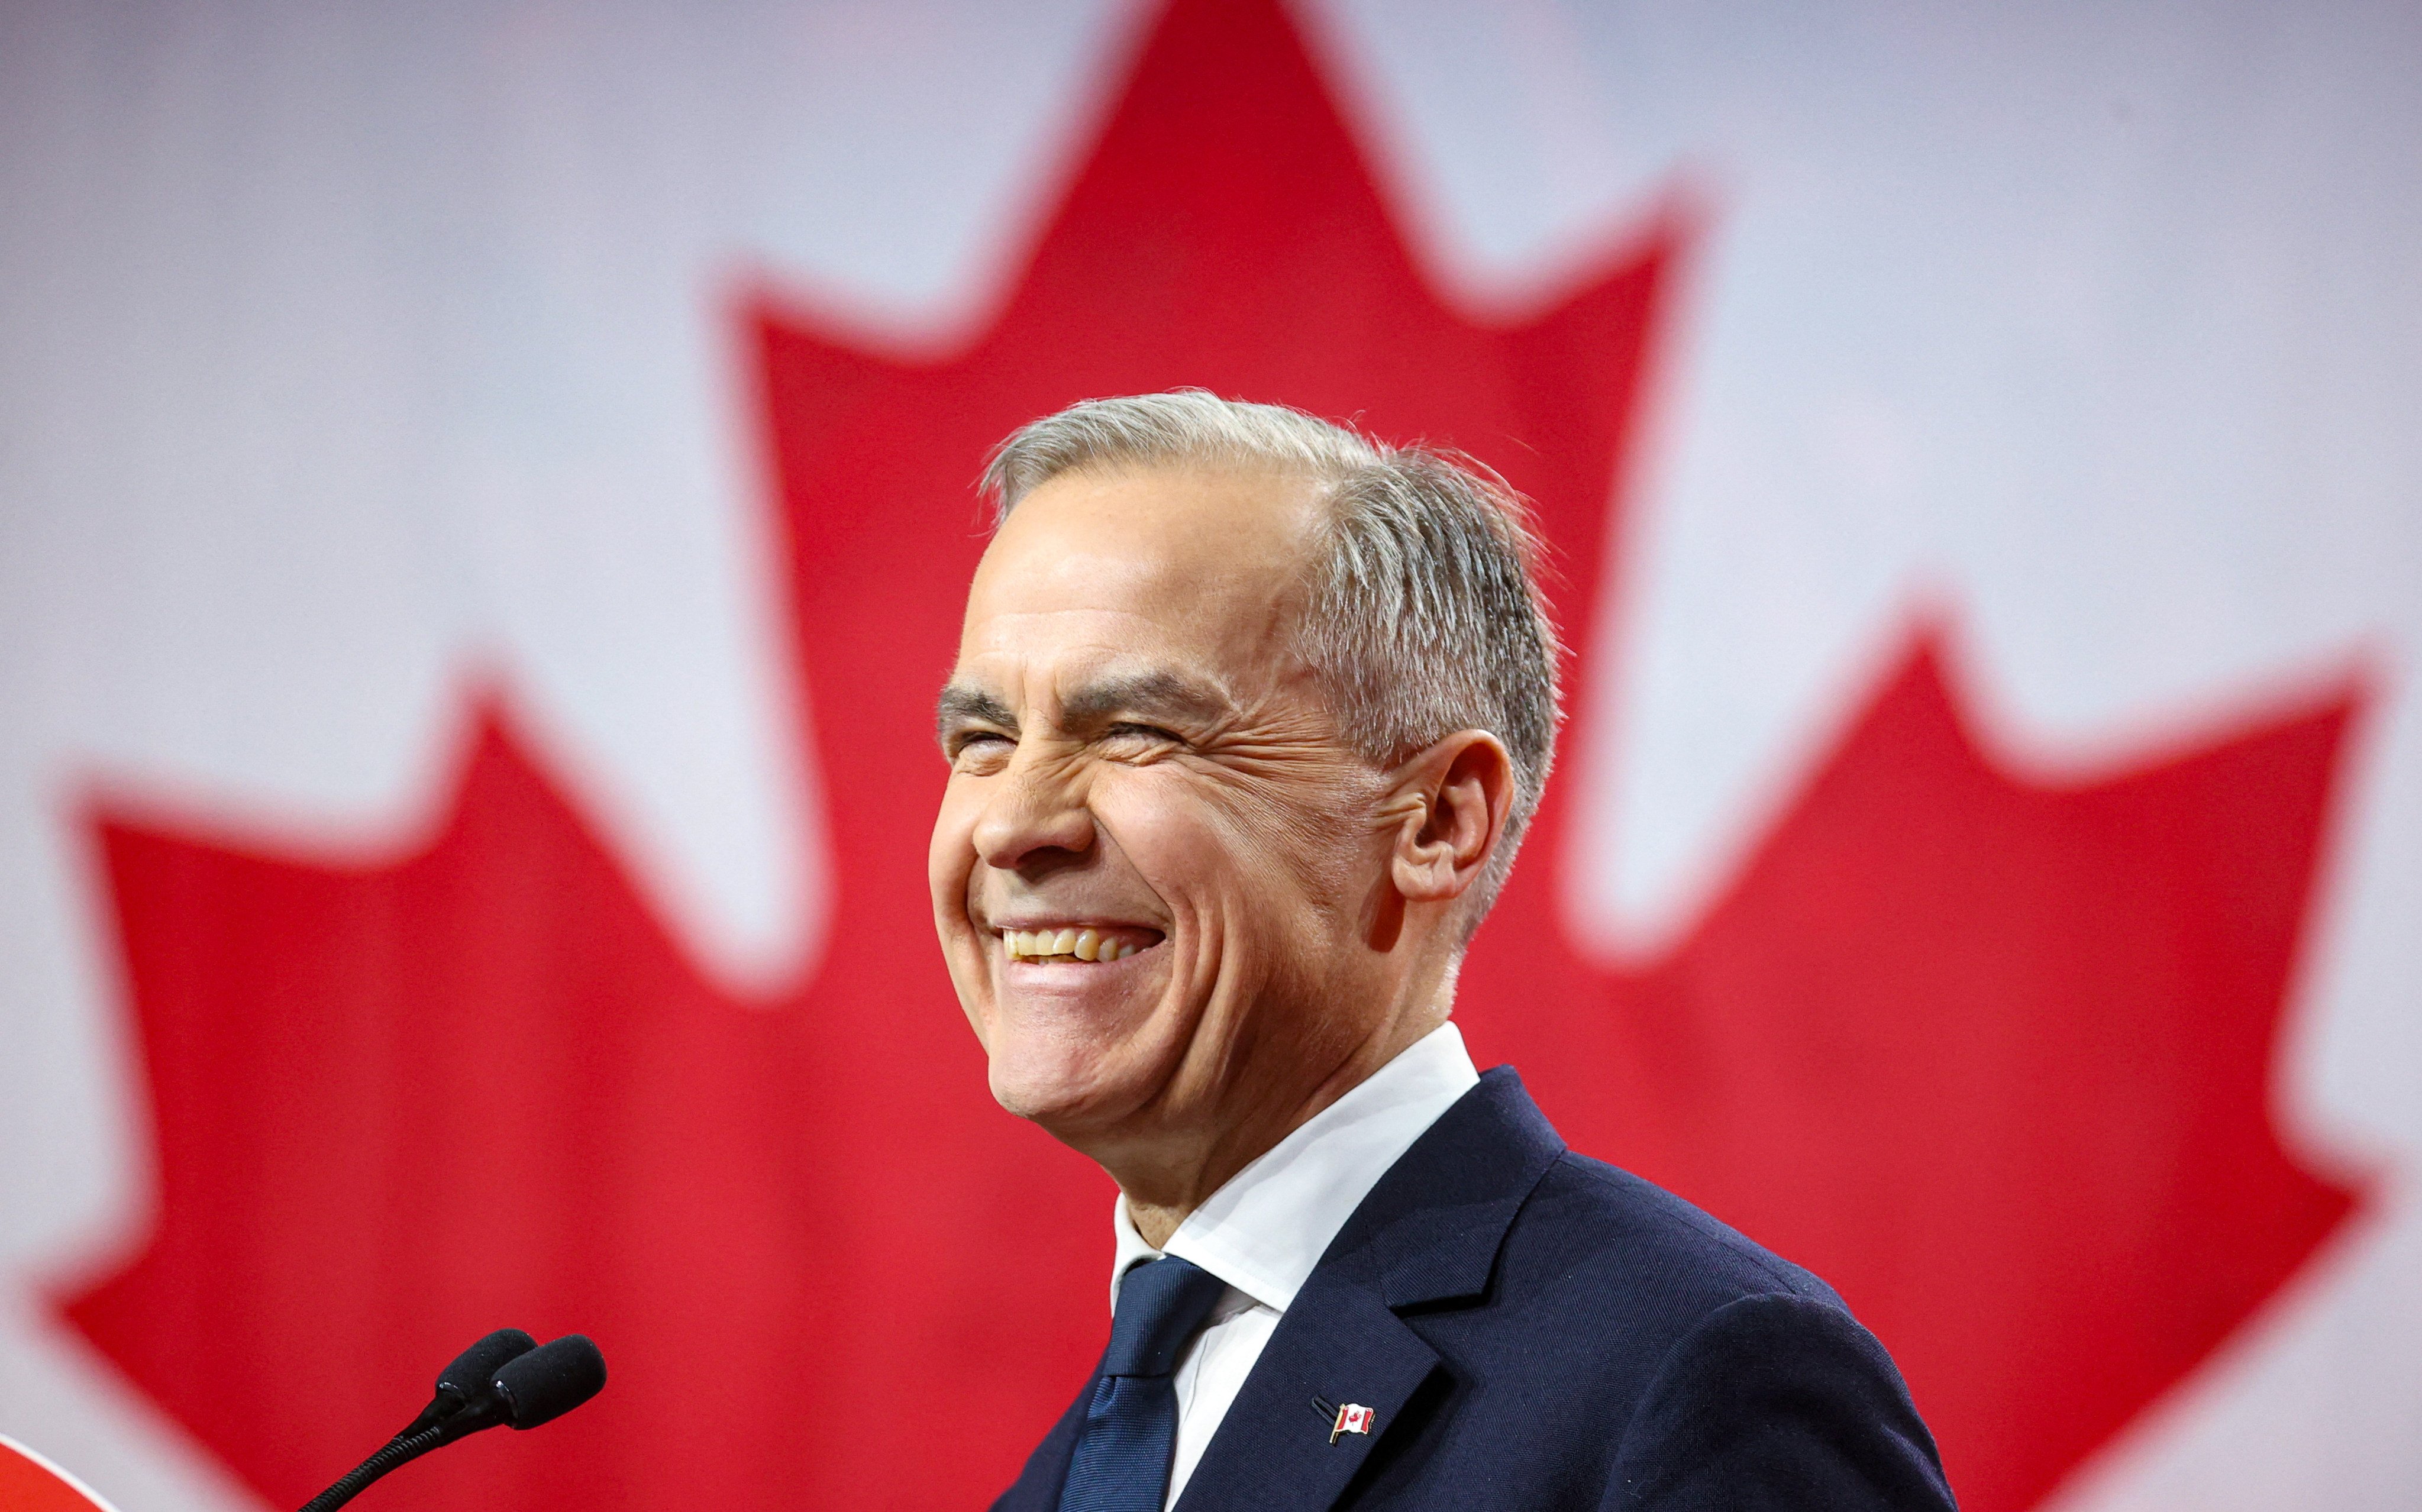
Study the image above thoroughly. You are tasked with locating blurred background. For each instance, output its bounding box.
[2,1,2416,1508]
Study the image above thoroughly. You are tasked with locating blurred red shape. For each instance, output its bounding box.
[2,1436,119,1511]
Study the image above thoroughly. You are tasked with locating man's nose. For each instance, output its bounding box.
[971,755,1096,871]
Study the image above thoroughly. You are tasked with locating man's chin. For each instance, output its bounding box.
[986,1052,1155,1136]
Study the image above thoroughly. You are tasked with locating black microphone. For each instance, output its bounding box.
[491,1333,609,1429]
[298,1332,607,1512]
[399,1327,536,1436]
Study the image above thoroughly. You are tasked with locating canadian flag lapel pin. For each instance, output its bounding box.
[1329,1402,1374,1444]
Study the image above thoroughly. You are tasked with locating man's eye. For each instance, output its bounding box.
[951,731,1013,761]
[1104,723,1181,746]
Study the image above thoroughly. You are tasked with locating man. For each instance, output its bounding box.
[929,392,1955,1511]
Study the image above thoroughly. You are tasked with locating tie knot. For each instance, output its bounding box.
[1101,1255,1227,1377]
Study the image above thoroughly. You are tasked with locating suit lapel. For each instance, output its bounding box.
[1171,1273,1438,1511]
[1173,1068,1567,1511]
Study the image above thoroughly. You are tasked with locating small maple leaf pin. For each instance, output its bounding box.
[1330,1404,1374,1443]
[1313,1397,1374,1444]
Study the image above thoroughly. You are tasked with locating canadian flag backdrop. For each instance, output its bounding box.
[2,1,2416,1508]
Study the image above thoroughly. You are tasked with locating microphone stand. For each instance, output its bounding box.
[299,1398,506,1512]
[298,1421,454,1512]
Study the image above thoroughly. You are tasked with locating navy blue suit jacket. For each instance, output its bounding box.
[994,1067,1956,1511]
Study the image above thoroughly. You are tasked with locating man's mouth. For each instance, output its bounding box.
[998,925,1162,964]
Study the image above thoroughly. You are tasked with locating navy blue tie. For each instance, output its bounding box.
[1057,1255,1229,1512]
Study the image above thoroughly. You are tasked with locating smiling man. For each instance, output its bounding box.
[931,393,1955,1512]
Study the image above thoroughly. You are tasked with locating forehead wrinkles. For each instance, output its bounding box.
[968,567,1311,659]
[957,605,1317,712]
[953,654,1251,733]
[954,490,1334,741]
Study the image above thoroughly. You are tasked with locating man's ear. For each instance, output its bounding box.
[1388,729,1515,906]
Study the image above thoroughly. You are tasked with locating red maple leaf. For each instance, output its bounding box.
[59,2,2362,1509]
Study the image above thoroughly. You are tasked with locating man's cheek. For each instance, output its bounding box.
[927,797,976,906]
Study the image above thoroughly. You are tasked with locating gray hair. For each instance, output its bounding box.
[980,390,1562,932]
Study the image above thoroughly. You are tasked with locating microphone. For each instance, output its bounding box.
[400,1328,536,1436]
[491,1332,609,1429]
[298,1332,607,1512]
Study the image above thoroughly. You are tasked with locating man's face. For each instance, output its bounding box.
[929,465,1395,1152]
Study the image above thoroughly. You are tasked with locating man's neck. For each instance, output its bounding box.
[1115,999,1450,1249]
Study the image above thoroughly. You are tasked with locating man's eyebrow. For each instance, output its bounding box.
[1058,669,1233,728]
[935,684,1016,741]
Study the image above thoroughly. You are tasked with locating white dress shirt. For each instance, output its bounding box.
[1107,1022,1480,1508]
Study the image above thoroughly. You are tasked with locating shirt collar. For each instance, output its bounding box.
[1109,1021,1480,1315]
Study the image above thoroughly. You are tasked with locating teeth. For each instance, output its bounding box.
[1000,927,1142,962]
